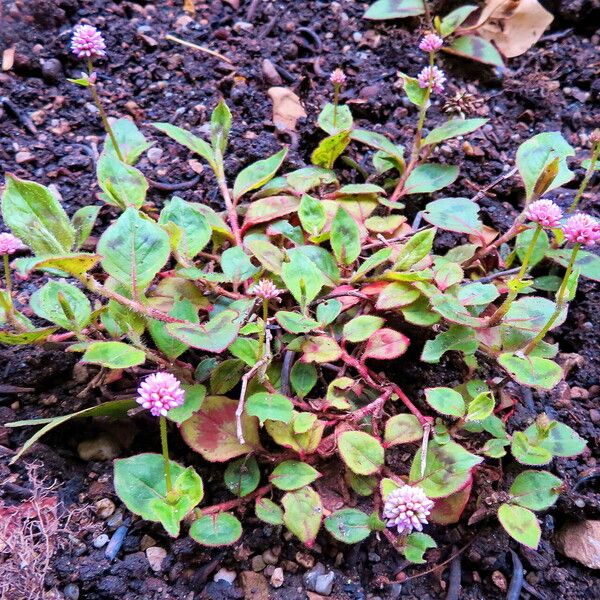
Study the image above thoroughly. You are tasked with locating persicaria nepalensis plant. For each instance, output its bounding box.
[1,20,595,562]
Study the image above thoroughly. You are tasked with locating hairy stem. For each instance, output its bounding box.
[200,484,272,515]
[214,155,242,246]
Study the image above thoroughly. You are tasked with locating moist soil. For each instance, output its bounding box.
[1,1,600,599]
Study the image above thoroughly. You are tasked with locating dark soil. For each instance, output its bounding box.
[1,1,600,599]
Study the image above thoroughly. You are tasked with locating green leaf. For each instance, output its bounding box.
[97,152,148,209]
[221,246,259,282]
[281,254,325,311]
[404,164,459,194]
[516,228,549,268]
[210,359,246,394]
[167,384,205,424]
[242,195,300,231]
[404,532,436,564]
[7,398,136,464]
[98,207,170,292]
[498,353,563,390]
[318,103,353,135]
[247,239,285,275]
[270,460,320,491]
[330,207,361,266]
[446,35,503,67]
[410,439,483,497]
[190,512,242,546]
[167,308,247,354]
[13,253,101,278]
[457,282,500,306]
[30,280,91,330]
[498,503,540,549]
[424,387,465,417]
[211,99,232,154]
[509,470,562,510]
[114,453,203,537]
[375,282,420,309]
[401,296,440,326]
[0,327,58,346]
[180,396,260,462]
[290,362,317,398]
[465,391,495,422]
[246,392,293,425]
[287,245,340,286]
[298,194,327,236]
[148,298,199,360]
[516,132,575,200]
[423,118,488,146]
[72,205,101,249]
[338,431,384,475]
[350,129,404,164]
[325,509,371,543]
[391,231,435,273]
[224,456,260,497]
[301,335,342,363]
[153,123,215,166]
[364,0,425,19]
[343,315,384,343]
[346,472,377,496]
[523,420,586,458]
[82,341,146,369]
[397,73,428,107]
[159,197,211,259]
[229,337,259,367]
[256,498,284,525]
[422,197,483,235]
[311,130,351,169]
[2,174,75,255]
[510,431,553,465]
[384,414,423,446]
[233,148,288,201]
[363,328,410,360]
[105,118,152,165]
[282,486,323,545]
[547,248,600,282]
[316,299,342,325]
[438,5,478,36]
[276,311,320,334]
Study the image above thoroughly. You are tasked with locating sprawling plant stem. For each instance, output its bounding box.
[86,58,124,162]
[214,153,243,246]
[523,243,580,354]
[487,225,542,326]
[568,142,600,213]
[160,416,173,496]
[199,484,272,516]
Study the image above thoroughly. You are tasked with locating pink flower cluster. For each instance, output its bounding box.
[525,199,563,229]
[71,24,106,60]
[382,484,434,535]
[330,68,347,87]
[251,279,283,300]
[417,66,446,94]
[419,33,443,53]
[563,213,600,246]
[0,233,26,255]
[137,373,185,417]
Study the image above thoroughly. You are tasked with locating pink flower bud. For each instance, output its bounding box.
[382,485,434,535]
[250,279,283,300]
[137,373,185,417]
[419,33,443,53]
[71,24,106,60]
[563,213,600,247]
[0,233,26,255]
[417,66,446,94]
[524,199,563,229]
[330,68,347,87]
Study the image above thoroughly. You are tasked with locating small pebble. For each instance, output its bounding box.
[105,525,128,561]
[251,555,266,572]
[146,546,167,572]
[147,147,163,164]
[214,567,236,584]
[270,567,284,588]
[95,498,116,519]
[93,533,110,548]
[63,583,80,600]
[315,571,335,595]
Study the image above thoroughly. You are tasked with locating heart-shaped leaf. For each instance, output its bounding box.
[509,470,562,510]
[246,392,294,425]
[325,509,371,543]
[282,486,323,545]
[190,512,242,546]
[224,456,260,497]
[497,503,540,549]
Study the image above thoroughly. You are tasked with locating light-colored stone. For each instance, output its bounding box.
[94,498,116,519]
[314,571,335,595]
[146,546,167,572]
[214,567,236,584]
[270,567,284,588]
[78,435,120,461]
[93,533,109,548]
[555,521,600,569]
[251,555,266,572]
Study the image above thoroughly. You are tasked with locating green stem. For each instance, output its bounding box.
[86,58,124,162]
[160,416,173,495]
[524,243,580,354]
[487,225,542,326]
[568,143,600,213]
[332,84,340,129]
[257,299,268,358]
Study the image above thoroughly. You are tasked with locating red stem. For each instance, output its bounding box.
[200,484,271,515]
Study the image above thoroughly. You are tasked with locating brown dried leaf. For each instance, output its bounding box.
[268,87,307,132]
[473,0,553,58]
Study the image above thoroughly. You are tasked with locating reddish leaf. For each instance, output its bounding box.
[429,479,472,525]
[363,328,410,361]
[241,196,300,233]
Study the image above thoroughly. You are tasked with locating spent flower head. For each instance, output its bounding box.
[71,24,106,60]
[563,213,600,247]
[250,279,283,300]
[525,199,563,229]
[417,66,446,94]
[382,485,434,535]
[330,68,347,87]
[137,372,185,417]
[419,33,443,53]
[0,233,26,256]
